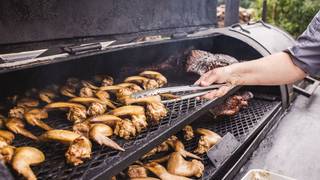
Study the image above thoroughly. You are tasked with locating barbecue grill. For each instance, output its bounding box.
[0,1,319,180]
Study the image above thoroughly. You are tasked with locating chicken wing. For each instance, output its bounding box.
[39,129,80,143]
[9,106,26,119]
[12,147,45,180]
[124,76,159,90]
[144,162,191,180]
[182,125,194,141]
[5,118,38,140]
[141,141,170,159]
[65,136,92,166]
[17,98,39,108]
[128,165,148,178]
[139,71,167,87]
[167,152,204,178]
[0,145,15,163]
[60,85,77,98]
[95,90,110,101]
[114,119,137,140]
[39,89,57,104]
[45,102,87,123]
[194,128,221,154]
[79,87,94,98]
[93,75,114,87]
[89,124,124,151]
[0,130,15,144]
[87,114,122,127]
[24,109,52,130]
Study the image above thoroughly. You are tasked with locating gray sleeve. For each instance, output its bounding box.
[286,11,320,76]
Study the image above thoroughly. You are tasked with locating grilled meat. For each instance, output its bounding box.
[167,152,204,178]
[194,128,221,154]
[144,162,191,180]
[124,96,167,124]
[111,106,148,134]
[73,122,90,137]
[39,89,57,103]
[60,85,77,98]
[89,123,124,151]
[0,145,15,163]
[182,125,194,141]
[87,102,107,116]
[114,119,137,140]
[87,114,122,127]
[65,136,92,166]
[124,76,159,90]
[12,147,45,180]
[17,98,39,108]
[5,118,38,140]
[67,107,87,123]
[0,130,15,145]
[9,106,26,119]
[95,90,110,101]
[94,75,114,87]
[128,165,148,178]
[142,141,170,159]
[139,71,167,87]
[79,87,94,97]
[24,109,52,130]
[186,50,238,75]
[210,91,253,117]
[39,129,80,143]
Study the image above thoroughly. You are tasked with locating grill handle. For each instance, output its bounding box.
[293,76,320,98]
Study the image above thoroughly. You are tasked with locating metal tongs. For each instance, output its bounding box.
[131,83,227,103]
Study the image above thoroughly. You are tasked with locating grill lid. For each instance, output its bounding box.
[0,0,217,49]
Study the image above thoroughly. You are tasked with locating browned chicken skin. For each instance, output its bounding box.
[39,89,57,103]
[144,162,191,180]
[194,128,222,154]
[39,129,81,143]
[45,102,87,123]
[0,130,15,145]
[6,118,38,140]
[87,114,122,127]
[128,165,148,178]
[9,106,26,119]
[79,87,94,97]
[12,147,45,180]
[93,75,114,87]
[139,71,167,87]
[17,98,39,108]
[0,145,15,163]
[124,76,159,90]
[65,136,92,166]
[60,85,77,98]
[87,102,107,116]
[113,119,137,140]
[95,90,110,101]
[167,152,204,178]
[182,125,194,141]
[24,109,52,130]
[89,124,124,151]
[123,96,167,124]
[111,106,148,135]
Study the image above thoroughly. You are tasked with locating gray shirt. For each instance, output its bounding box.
[286,11,320,76]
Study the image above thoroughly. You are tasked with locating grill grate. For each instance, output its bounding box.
[7,94,215,180]
[180,99,281,179]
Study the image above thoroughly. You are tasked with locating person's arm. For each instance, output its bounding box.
[195,52,306,99]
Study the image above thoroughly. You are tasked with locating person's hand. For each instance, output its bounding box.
[194,67,234,99]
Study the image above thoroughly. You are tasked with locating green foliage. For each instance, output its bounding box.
[250,0,320,37]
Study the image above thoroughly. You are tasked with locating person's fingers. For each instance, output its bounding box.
[201,90,219,99]
[201,85,233,99]
[195,70,218,87]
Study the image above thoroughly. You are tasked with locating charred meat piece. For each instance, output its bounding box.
[12,147,45,180]
[139,71,167,87]
[182,125,194,141]
[69,97,116,116]
[128,165,148,178]
[39,129,81,143]
[210,91,253,117]
[186,50,238,75]
[124,76,159,90]
[89,124,124,151]
[167,152,204,178]
[6,118,38,140]
[194,128,221,154]
[144,162,191,180]
[24,109,52,130]
[123,96,167,124]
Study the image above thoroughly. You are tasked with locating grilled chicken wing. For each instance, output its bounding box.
[9,106,26,119]
[79,87,94,97]
[95,90,110,101]
[144,162,191,180]
[167,152,204,178]
[65,136,92,166]
[94,75,114,87]
[111,106,148,133]
[72,122,90,137]
[87,114,122,127]
[87,102,107,116]
[45,102,87,123]
[39,89,57,103]
[6,118,38,140]
[0,130,15,144]
[69,97,116,109]
[114,119,137,140]
[60,85,77,98]
[123,96,167,124]
[194,128,221,154]
[24,109,52,130]
[17,98,39,108]
[124,76,159,90]
[89,124,124,151]
[128,165,148,178]
[0,145,15,163]
[12,147,45,180]
[142,141,170,159]
[139,71,167,87]
[117,83,143,91]
[182,125,194,141]
[39,129,80,143]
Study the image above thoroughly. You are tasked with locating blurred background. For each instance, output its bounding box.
[218,0,320,37]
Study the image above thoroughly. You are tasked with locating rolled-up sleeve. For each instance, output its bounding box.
[286,11,320,76]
